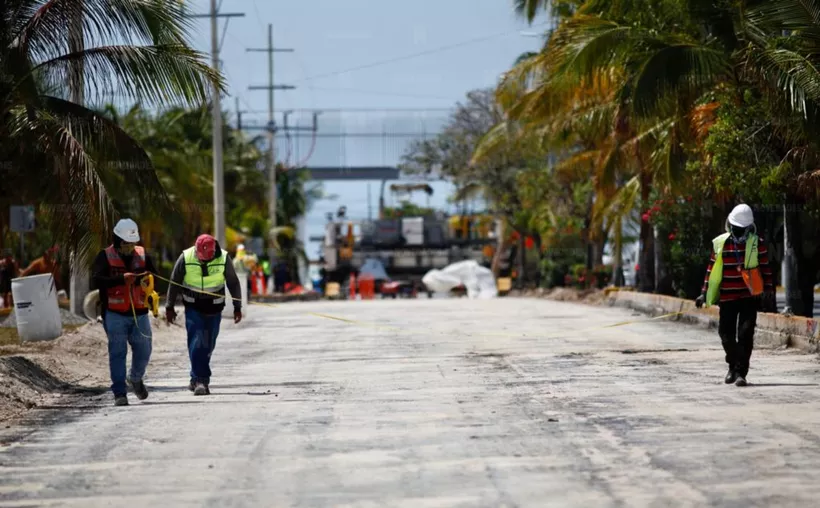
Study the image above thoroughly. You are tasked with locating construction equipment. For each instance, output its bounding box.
[313,204,500,298]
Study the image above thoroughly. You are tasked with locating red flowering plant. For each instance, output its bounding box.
[644,192,712,298]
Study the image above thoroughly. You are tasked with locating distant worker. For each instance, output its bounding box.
[0,250,19,308]
[165,234,243,396]
[91,219,156,406]
[20,245,61,290]
[696,204,773,387]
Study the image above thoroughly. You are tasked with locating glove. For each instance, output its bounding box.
[234,309,242,324]
[695,294,705,309]
[165,307,177,324]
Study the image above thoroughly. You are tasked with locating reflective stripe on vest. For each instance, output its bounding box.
[705,233,759,307]
[104,245,147,312]
[181,247,227,305]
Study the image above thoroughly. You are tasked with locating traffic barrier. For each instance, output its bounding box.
[358,274,375,300]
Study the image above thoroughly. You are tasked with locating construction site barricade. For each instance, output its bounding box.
[251,271,266,296]
[497,277,512,292]
[358,274,376,300]
[12,273,62,342]
[326,282,340,298]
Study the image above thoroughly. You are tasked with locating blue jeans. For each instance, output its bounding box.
[185,309,222,385]
[103,312,152,397]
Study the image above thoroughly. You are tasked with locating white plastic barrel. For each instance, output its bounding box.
[223,272,248,318]
[11,274,62,342]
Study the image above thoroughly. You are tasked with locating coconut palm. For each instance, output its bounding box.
[0,0,224,262]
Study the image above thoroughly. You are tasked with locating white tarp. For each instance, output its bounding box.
[422,260,497,299]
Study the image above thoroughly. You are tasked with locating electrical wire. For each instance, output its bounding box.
[292,23,548,83]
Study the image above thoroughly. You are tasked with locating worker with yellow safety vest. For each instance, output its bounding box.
[165,234,243,395]
[696,204,774,387]
[91,218,158,407]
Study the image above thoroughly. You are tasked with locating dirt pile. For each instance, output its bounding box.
[0,317,186,426]
[0,308,90,329]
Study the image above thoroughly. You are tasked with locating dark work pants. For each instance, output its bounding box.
[718,298,758,377]
[185,309,222,385]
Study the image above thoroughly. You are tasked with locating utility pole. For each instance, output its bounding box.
[68,1,87,317]
[247,24,294,267]
[235,97,246,132]
[185,5,245,246]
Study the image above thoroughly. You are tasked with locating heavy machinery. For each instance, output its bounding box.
[314,204,499,297]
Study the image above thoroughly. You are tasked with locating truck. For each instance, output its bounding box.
[313,208,501,298]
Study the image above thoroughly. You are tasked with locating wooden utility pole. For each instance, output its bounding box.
[247,24,294,265]
[185,6,245,246]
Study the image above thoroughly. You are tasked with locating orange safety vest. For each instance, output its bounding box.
[104,245,147,312]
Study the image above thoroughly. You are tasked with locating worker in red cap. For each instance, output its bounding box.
[165,234,243,395]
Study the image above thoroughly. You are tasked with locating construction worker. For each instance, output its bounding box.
[91,219,156,406]
[0,250,18,308]
[696,204,774,387]
[165,234,243,395]
[20,245,61,290]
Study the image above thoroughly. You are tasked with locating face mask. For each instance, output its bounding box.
[730,226,749,243]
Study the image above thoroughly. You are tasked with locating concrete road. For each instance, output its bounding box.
[2,299,820,507]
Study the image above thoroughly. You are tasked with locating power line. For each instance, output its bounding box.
[301,86,456,101]
[292,23,548,83]
[239,107,453,114]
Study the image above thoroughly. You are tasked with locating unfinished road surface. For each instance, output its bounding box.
[2,298,820,507]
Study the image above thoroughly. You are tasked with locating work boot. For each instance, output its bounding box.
[128,379,149,400]
[193,382,208,396]
[114,395,129,406]
[188,378,196,392]
[735,375,748,387]
[724,369,738,384]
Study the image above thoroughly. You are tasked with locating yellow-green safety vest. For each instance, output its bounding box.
[182,247,228,305]
[705,232,759,307]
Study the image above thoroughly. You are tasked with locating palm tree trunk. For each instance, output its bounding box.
[613,215,624,286]
[491,222,508,278]
[638,171,655,292]
[784,206,816,317]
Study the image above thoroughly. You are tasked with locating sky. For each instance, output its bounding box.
[182,0,545,258]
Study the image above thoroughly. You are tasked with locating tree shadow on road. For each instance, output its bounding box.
[748,383,819,387]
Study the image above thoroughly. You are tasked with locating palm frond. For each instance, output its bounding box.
[30,44,223,107]
[632,44,730,117]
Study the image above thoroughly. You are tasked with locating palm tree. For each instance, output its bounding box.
[0,0,224,263]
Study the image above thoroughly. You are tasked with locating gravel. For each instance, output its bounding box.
[0,308,91,328]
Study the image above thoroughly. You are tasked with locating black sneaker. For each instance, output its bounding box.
[128,379,149,400]
[725,369,738,384]
[193,382,208,396]
[114,395,129,406]
[735,376,748,387]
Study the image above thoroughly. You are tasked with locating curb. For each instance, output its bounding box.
[605,291,819,353]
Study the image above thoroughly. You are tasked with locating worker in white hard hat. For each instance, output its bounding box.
[696,204,773,387]
[91,218,158,406]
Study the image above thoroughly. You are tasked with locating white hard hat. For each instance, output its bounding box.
[728,204,754,228]
[237,244,245,250]
[113,218,140,243]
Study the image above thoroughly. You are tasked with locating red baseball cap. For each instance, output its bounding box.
[195,234,217,261]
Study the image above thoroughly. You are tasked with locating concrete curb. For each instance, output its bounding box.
[605,291,820,353]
